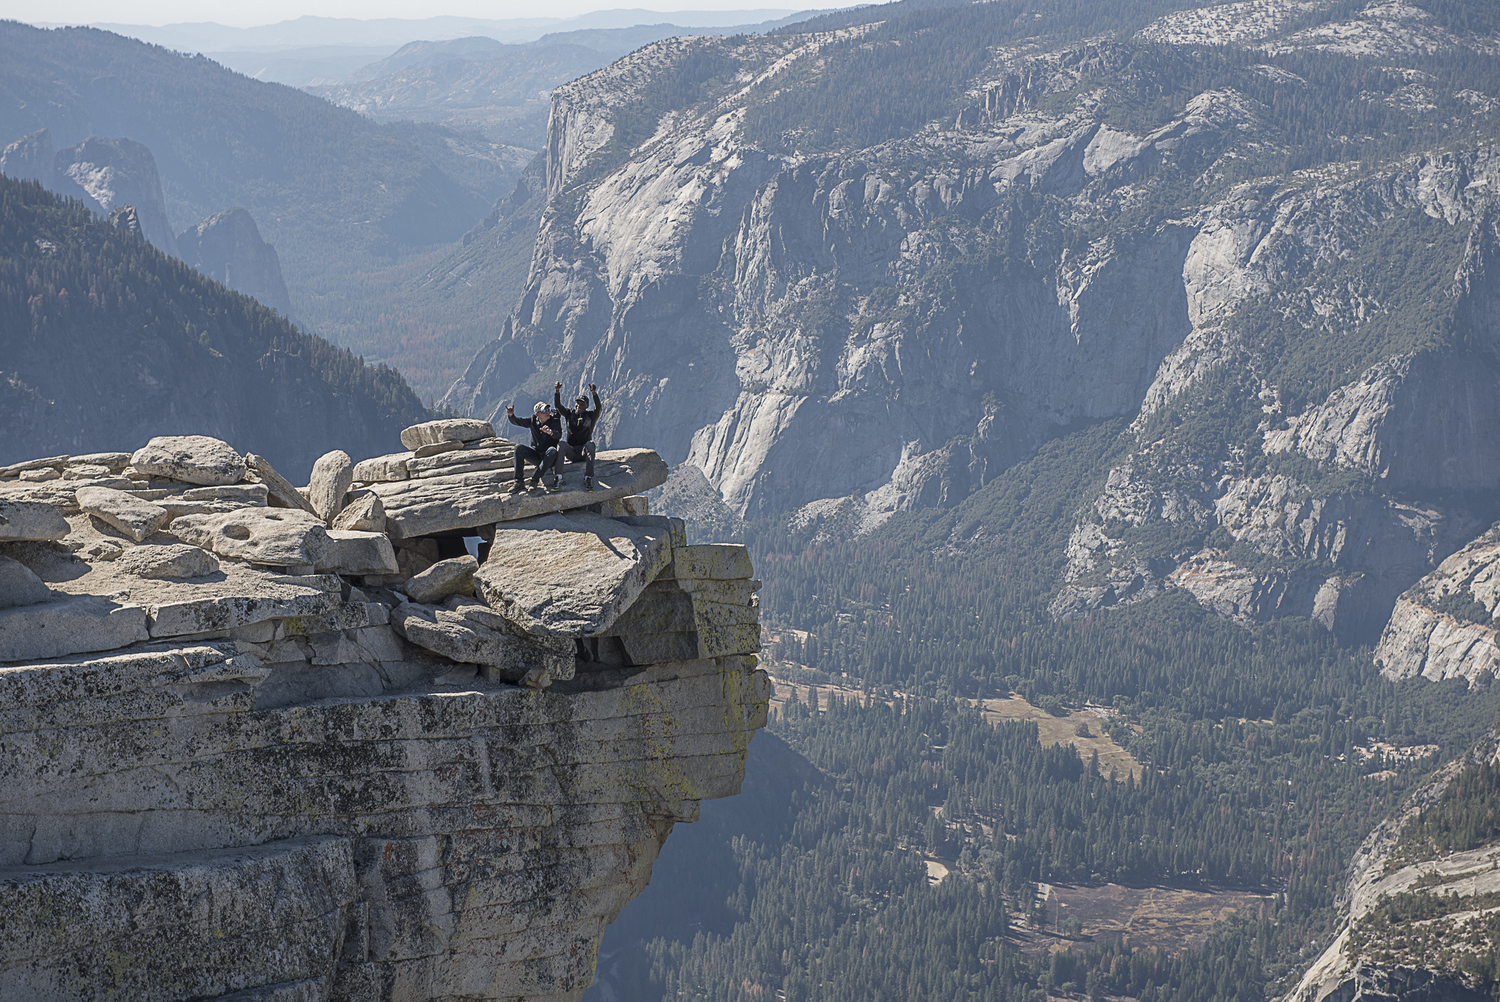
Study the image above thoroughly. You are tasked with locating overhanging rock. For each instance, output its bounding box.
[0,427,765,1002]
[475,511,679,636]
[368,447,669,541]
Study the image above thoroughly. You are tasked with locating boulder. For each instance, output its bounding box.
[0,499,70,541]
[324,529,399,576]
[245,454,318,514]
[594,495,650,518]
[404,555,477,604]
[351,454,410,482]
[0,455,68,477]
[68,452,133,472]
[475,510,674,636]
[370,448,668,541]
[61,465,111,480]
[181,484,268,504]
[131,436,247,486]
[390,598,574,681]
[412,439,464,459]
[307,450,354,523]
[75,486,171,543]
[661,544,754,581]
[399,419,495,451]
[0,595,149,663]
[332,492,385,532]
[407,443,515,477]
[118,544,220,580]
[0,555,51,609]
[170,508,338,569]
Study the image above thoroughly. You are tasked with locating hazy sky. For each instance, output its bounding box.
[16,0,814,28]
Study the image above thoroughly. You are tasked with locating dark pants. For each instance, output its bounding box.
[561,441,595,478]
[515,444,558,482]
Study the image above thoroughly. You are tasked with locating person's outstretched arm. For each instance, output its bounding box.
[589,383,603,419]
[554,382,567,416]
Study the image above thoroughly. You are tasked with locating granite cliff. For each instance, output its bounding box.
[0,419,767,1001]
[436,0,1500,655]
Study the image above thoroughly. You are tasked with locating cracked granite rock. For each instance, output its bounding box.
[0,430,762,1002]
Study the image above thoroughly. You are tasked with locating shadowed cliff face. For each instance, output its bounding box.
[176,207,294,318]
[442,35,1219,519]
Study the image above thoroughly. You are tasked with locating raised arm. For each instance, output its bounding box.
[589,383,603,419]
[554,382,566,416]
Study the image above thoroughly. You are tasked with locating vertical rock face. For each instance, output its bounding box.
[176,207,294,317]
[53,135,179,256]
[0,128,52,183]
[0,431,766,1001]
[1373,525,1500,682]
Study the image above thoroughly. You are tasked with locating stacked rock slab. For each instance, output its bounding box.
[0,423,767,1002]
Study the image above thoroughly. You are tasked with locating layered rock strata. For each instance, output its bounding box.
[0,422,766,1001]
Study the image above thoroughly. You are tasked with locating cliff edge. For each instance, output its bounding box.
[0,421,768,1001]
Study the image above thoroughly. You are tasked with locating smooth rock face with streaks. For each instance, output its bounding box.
[1374,523,1500,682]
[0,431,762,1002]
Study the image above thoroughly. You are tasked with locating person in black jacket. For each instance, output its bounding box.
[554,381,603,490]
[506,400,563,491]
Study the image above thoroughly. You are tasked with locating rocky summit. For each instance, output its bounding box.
[0,422,767,1002]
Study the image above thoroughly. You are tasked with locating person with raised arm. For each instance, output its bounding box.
[505,399,563,492]
[554,381,604,491]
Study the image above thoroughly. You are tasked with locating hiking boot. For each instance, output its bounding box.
[583,476,594,491]
[547,477,562,493]
[508,477,525,493]
[529,477,541,491]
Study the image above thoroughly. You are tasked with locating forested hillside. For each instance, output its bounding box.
[0,173,426,475]
[0,20,528,394]
[600,421,1500,1002]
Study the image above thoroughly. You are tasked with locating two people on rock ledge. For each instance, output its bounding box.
[505,382,602,493]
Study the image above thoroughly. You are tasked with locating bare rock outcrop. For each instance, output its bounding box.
[53,135,179,256]
[176,207,294,317]
[1374,525,1500,682]
[0,425,763,1001]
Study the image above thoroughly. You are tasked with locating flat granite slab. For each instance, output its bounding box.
[475,511,675,637]
[367,448,668,541]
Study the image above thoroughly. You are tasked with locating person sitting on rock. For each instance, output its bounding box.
[506,400,563,492]
[554,381,604,491]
